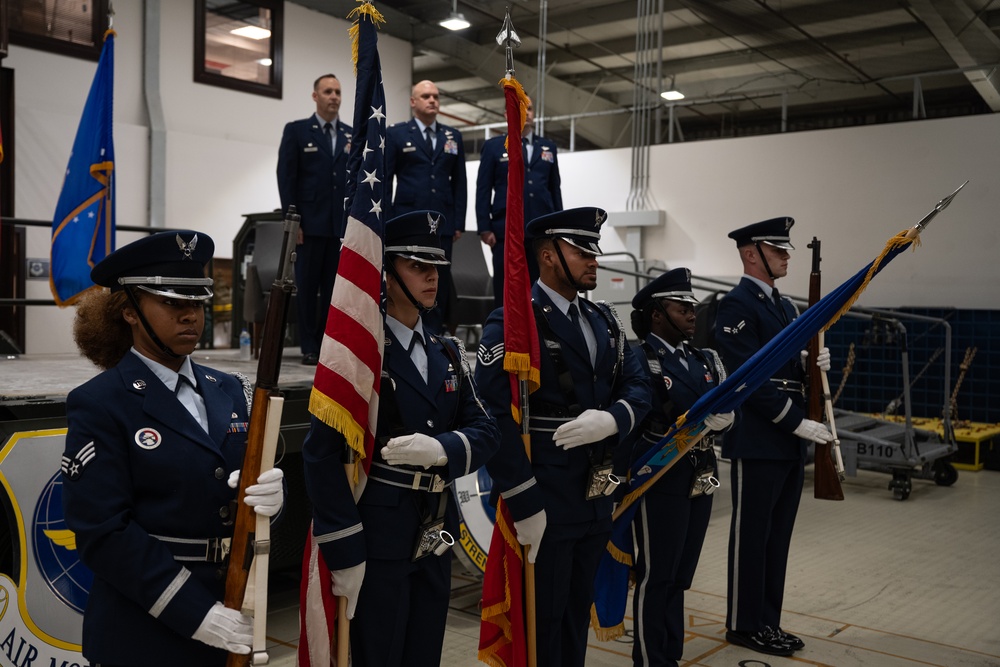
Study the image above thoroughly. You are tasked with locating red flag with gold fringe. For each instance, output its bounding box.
[477,76,538,667]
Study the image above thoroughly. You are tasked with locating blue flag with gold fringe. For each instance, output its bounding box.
[591,182,967,638]
[51,30,116,306]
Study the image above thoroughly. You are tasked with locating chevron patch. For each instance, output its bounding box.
[61,441,96,481]
[477,342,505,366]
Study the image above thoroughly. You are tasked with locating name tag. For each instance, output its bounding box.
[304,146,318,153]
[403,146,417,153]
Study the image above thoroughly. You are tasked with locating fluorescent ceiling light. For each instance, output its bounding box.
[440,12,470,30]
[660,90,685,101]
[231,25,271,40]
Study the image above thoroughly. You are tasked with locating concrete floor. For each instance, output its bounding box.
[262,462,1000,667]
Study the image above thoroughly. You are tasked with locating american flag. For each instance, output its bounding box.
[299,4,386,665]
[478,77,539,667]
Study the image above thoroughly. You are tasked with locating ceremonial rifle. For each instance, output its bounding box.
[224,207,300,666]
[807,237,845,500]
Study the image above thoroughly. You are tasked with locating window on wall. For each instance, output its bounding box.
[195,0,283,99]
[8,0,110,61]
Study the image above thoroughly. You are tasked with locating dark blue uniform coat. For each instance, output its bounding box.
[385,120,467,328]
[475,133,562,304]
[628,336,725,666]
[475,285,650,667]
[303,327,498,667]
[62,351,251,666]
[276,116,353,355]
[714,276,806,634]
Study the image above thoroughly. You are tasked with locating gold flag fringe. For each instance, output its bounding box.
[499,76,531,153]
[348,1,386,75]
[309,390,367,484]
[823,229,919,332]
[477,512,525,667]
[590,604,626,641]
[503,353,541,394]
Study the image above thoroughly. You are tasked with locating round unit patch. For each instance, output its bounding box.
[134,428,163,450]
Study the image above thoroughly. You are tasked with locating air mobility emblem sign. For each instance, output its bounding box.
[0,429,90,666]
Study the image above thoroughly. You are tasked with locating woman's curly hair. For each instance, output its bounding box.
[73,288,135,370]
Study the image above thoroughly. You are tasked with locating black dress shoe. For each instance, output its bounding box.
[774,627,805,651]
[301,353,319,366]
[725,629,794,656]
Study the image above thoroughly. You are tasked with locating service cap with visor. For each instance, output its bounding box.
[91,230,215,300]
[384,211,450,266]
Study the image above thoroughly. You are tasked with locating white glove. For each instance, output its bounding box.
[228,467,285,517]
[703,411,735,431]
[380,433,448,468]
[801,347,832,372]
[192,602,252,653]
[513,509,547,564]
[553,409,618,449]
[331,562,366,620]
[794,418,835,443]
[816,346,831,372]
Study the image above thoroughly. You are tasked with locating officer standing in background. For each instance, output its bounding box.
[627,268,735,667]
[62,231,285,666]
[385,80,467,333]
[476,98,563,306]
[475,207,650,667]
[714,217,833,657]
[301,211,499,667]
[277,73,353,365]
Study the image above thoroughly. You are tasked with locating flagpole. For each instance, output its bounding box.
[499,12,537,666]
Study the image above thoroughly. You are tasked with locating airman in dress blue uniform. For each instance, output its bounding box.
[475,207,651,667]
[713,218,834,657]
[277,73,354,364]
[62,231,285,666]
[626,268,735,667]
[385,80,468,332]
[475,98,563,306]
[301,211,499,667]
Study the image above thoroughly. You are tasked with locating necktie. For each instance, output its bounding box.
[568,304,596,367]
[175,375,209,431]
[424,126,434,151]
[523,137,531,163]
[677,346,705,386]
[409,334,428,383]
[772,287,788,324]
[324,121,334,152]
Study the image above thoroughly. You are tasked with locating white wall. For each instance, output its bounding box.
[6,0,998,354]
[556,113,999,310]
[5,0,412,353]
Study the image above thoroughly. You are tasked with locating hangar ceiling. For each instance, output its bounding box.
[293,0,1000,153]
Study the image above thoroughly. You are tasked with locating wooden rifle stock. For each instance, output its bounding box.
[224,208,300,665]
[807,237,844,501]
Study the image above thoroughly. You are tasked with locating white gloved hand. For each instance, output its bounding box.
[816,346,831,372]
[794,418,835,443]
[381,433,447,468]
[229,467,285,517]
[553,409,618,449]
[331,562,366,620]
[703,411,735,431]
[513,509,547,564]
[192,602,252,654]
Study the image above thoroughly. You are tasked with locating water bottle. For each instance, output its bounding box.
[239,328,252,361]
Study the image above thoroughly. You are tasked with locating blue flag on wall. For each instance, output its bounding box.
[50,30,116,306]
